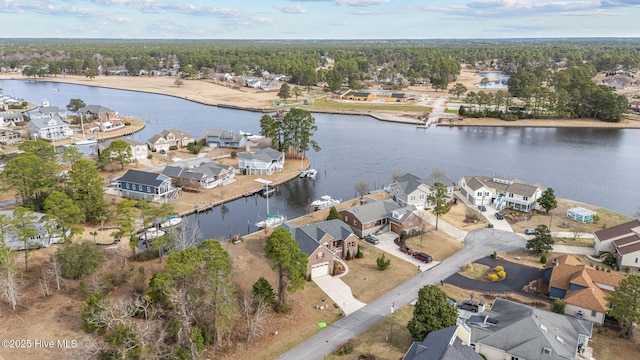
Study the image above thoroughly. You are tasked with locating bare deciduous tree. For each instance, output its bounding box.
[355,180,370,199]
[0,242,20,311]
[391,171,404,183]
[431,168,446,179]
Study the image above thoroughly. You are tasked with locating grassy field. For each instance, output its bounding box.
[307,97,430,113]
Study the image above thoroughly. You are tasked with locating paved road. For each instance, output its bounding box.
[444,257,543,294]
[277,229,526,360]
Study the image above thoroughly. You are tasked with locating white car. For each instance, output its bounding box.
[524,228,537,235]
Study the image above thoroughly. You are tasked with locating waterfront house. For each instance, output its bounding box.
[0,110,24,126]
[403,322,481,360]
[206,130,247,148]
[0,210,68,250]
[237,147,284,175]
[386,173,455,209]
[27,99,67,120]
[284,219,359,278]
[27,115,72,141]
[117,169,179,202]
[78,105,117,120]
[544,255,622,325]
[468,297,592,360]
[0,128,22,145]
[594,219,640,253]
[99,138,148,160]
[339,198,423,238]
[147,129,195,153]
[162,160,235,190]
[458,176,545,212]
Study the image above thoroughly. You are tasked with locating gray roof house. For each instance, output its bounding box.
[206,130,247,148]
[0,210,69,250]
[458,176,545,212]
[403,322,482,360]
[27,115,72,141]
[237,147,284,175]
[387,173,455,209]
[468,297,592,360]
[284,219,359,279]
[78,105,117,119]
[27,99,67,120]
[117,169,179,202]
[162,160,235,189]
[339,198,423,237]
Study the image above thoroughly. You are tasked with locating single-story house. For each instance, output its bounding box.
[403,322,482,360]
[117,169,180,202]
[0,210,68,250]
[237,147,284,175]
[593,219,640,254]
[386,173,455,209]
[544,255,623,325]
[468,297,592,360]
[27,115,73,141]
[0,110,24,126]
[339,198,423,238]
[458,176,545,212]
[206,130,247,148]
[99,138,148,160]
[147,129,195,152]
[284,219,359,278]
[162,161,235,189]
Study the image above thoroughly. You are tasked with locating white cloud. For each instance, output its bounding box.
[334,0,389,6]
[275,4,307,14]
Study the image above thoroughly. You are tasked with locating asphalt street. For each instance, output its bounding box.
[277,229,526,360]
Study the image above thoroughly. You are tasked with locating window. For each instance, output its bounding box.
[126,183,130,189]
[509,193,514,198]
[543,347,553,356]
[317,252,324,259]
[636,258,638,264]
[147,186,151,192]
[484,191,489,196]
[591,310,597,317]
[523,196,529,201]
[477,192,482,196]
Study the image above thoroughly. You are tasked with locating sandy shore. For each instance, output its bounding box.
[2,70,640,128]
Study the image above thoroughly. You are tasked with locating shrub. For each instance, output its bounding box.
[540,254,547,264]
[56,242,106,279]
[487,223,494,228]
[169,145,178,150]
[230,151,237,158]
[345,251,352,261]
[595,265,600,271]
[495,265,504,272]
[252,277,275,306]
[497,270,506,279]
[490,251,497,259]
[332,261,339,275]
[146,154,153,160]
[275,304,291,314]
[551,299,566,314]
[376,254,391,270]
[488,274,499,282]
[592,214,600,224]
[355,246,363,258]
[337,342,353,356]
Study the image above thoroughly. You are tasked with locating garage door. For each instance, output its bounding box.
[311,262,329,278]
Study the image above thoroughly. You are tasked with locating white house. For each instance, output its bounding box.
[386,173,455,209]
[147,129,195,152]
[99,138,149,160]
[0,210,68,250]
[237,147,284,175]
[162,160,235,189]
[27,115,72,141]
[458,176,544,212]
[594,219,640,253]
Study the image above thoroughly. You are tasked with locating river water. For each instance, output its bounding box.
[2,79,639,240]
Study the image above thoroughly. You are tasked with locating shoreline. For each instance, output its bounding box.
[2,73,640,129]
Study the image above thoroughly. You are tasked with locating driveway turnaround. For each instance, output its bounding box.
[312,275,366,316]
[373,231,440,271]
[278,229,526,360]
[444,257,543,294]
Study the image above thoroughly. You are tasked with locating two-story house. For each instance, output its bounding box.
[468,297,592,360]
[117,169,180,202]
[162,161,235,189]
[339,198,423,238]
[206,130,247,148]
[147,129,195,153]
[0,210,68,250]
[545,255,623,325]
[284,219,359,279]
[237,147,284,175]
[593,219,640,254]
[386,173,455,209]
[27,115,72,141]
[458,176,545,212]
[99,138,149,160]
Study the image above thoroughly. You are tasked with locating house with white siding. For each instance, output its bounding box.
[458,176,545,212]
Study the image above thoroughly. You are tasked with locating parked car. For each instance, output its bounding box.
[413,252,433,263]
[478,205,487,212]
[524,228,538,235]
[399,245,413,255]
[495,212,504,220]
[364,235,379,245]
[457,300,484,313]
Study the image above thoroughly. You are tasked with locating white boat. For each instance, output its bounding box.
[138,228,166,242]
[299,168,317,179]
[299,169,310,178]
[255,182,286,228]
[311,195,341,211]
[75,136,97,145]
[159,215,182,228]
[255,214,286,229]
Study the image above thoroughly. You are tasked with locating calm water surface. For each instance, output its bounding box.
[2,79,639,240]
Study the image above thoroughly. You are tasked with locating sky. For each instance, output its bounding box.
[1,0,639,39]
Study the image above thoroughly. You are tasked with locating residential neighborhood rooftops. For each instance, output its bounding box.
[403,324,481,360]
[341,198,404,224]
[462,176,542,197]
[595,219,640,240]
[284,219,354,256]
[118,169,170,187]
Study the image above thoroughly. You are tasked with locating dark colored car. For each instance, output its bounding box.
[364,235,379,245]
[495,212,504,220]
[413,252,433,263]
[524,228,538,235]
[478,205,487,212]
[399,245,413,255]
[457,300,484,312]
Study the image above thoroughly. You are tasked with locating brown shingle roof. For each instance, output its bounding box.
[616,240,640,255]
[565,286,610,313]
[595,220,640,241]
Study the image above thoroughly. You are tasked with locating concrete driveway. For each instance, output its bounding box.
[312,275,366,316]
[373,231,440,272]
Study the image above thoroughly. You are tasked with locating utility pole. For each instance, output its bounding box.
[388,301,395,343]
